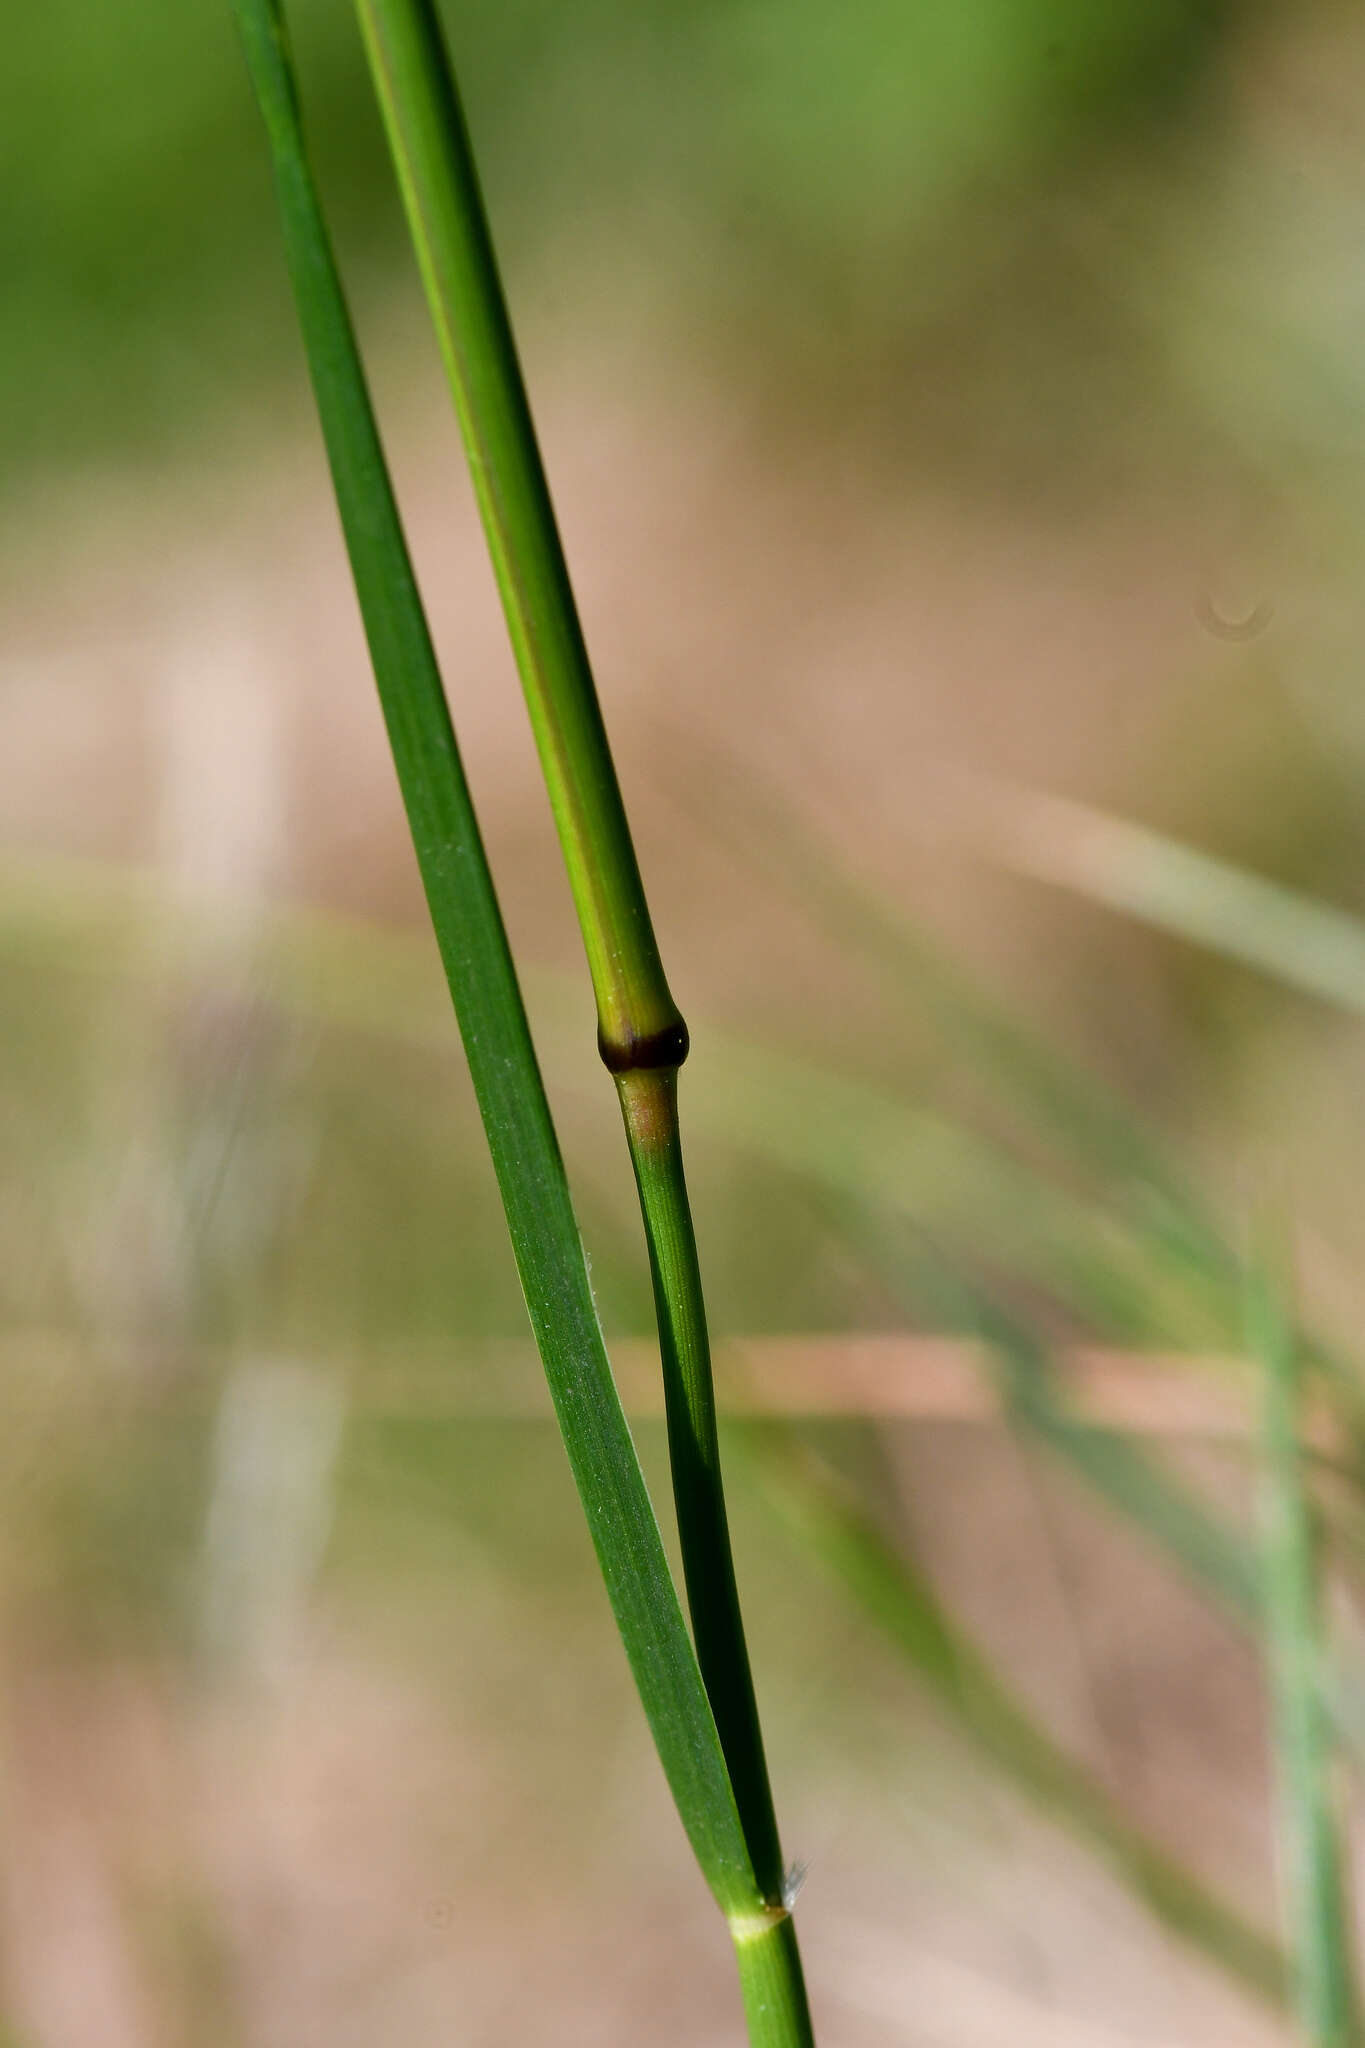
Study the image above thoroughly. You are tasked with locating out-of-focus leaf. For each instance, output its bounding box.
[1252,1248,1359,2045]
[964,775,1365,1023]
[741,1419,1285,2010]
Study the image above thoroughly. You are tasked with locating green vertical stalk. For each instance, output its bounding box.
[1251,1248,1358,2047]
[351,0,677,1066]
[351,0,800,1993]
[734,1917,815,2048]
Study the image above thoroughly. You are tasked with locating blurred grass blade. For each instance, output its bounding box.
[743,1420,1286,2009]
[781,1178,1262,1624]
[970,1290,1262,1622]
[1251,1244,1359,2044]
[229,0,765,1926]
[964,774,1365,1020]
[703,1041,1238,1350]
[667,739,1215,1246]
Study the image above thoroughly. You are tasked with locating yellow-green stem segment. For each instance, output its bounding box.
[352,0,679,1065]
[350,0,807,2027]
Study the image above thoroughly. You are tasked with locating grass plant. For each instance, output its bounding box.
[137,14,1365,2033]
[8,0,1365,2035]
[349,0,805,2016]
[230,1,807,2038]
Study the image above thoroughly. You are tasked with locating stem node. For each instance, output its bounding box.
[597,1013,690,1075]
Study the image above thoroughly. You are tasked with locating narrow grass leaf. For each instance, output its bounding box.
[229,0,762,1923]
[966,775,1365,1022]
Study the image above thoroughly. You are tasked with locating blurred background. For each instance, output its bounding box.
[5,0,1365,2040]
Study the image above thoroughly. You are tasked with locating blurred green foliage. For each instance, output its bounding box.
[5,0,1236,476]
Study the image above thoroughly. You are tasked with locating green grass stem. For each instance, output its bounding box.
[350,0,680,1066]
[734,1915,815,2048]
